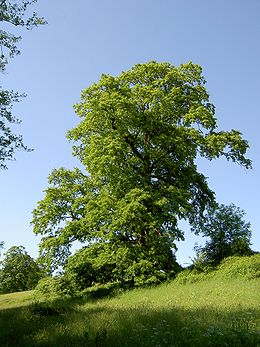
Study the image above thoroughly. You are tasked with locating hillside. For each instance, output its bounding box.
[1,273,259,346]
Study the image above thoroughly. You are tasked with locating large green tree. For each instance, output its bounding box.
[0,0,46,169]
[32,61,251,286]
[0,245,44,293]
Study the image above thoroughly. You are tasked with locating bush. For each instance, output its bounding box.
[63,243,181,290]
[175,254,260,284]
[35,275,77,297]
[175,268,214,284]
[28,301,61,317]
[216,254,260,280]
[81,282,121,300]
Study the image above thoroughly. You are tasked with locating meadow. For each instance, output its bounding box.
[0,272,259,346]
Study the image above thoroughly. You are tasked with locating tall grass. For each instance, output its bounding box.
[0,291,35,309]
[1,276,259,346]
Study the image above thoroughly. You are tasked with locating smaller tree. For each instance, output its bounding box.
[0,245,44,294]
[194,203,253,265]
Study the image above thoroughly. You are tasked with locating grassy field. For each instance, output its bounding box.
[0,277,259,346]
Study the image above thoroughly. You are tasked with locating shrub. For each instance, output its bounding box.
[216,254,260,279]
[175,254,260,284]
[81,282,121,300]
[175,268,214,284]
[35,275,77,297]
[63,243,181,290]
[28,301,61,317]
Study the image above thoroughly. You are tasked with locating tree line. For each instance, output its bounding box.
[0,201,255,294]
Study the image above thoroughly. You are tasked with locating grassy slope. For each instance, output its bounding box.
[0,291,35,309]
[0,278,259,346]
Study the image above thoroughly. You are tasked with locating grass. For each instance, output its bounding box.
[0,290,35,309]
[0,277,259,346]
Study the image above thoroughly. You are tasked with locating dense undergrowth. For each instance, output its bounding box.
[175,253,260,284]
[0,255,259,346]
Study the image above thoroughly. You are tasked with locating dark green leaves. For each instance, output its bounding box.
[0,89,31,169]
[193,203,253,265]
[0,245,44,293]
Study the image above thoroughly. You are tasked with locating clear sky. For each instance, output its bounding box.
[1,0,259,266]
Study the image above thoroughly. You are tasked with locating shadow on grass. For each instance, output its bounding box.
[0,295,259,347]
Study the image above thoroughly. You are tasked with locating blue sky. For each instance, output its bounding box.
[1,0,259,265]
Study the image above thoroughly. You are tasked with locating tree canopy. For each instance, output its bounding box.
[32,61,251,286]
[0,0,46,169]
[194,203,254,265]
[0,245,44,293]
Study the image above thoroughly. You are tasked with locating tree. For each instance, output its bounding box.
[193,203,254,265]
[0,245,44,293]
[32,61,251,286]
[0,0,46,169]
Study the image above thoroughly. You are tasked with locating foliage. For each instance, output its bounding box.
[63,242,181,290]
[0,0,46,169]
[32,61,251,286]
[193,203,254,265]
[217,254,260,280]
[175,254,260,284]
[174,268,212,285]
[36,245,180,298]
[35,275,77,298]
[80,282,121,300]
[0,245,44,294]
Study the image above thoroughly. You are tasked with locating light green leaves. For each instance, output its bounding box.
[33,61,251,284]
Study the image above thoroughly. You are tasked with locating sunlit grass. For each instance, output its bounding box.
[0,290,35,310]
[1,277,259,346]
